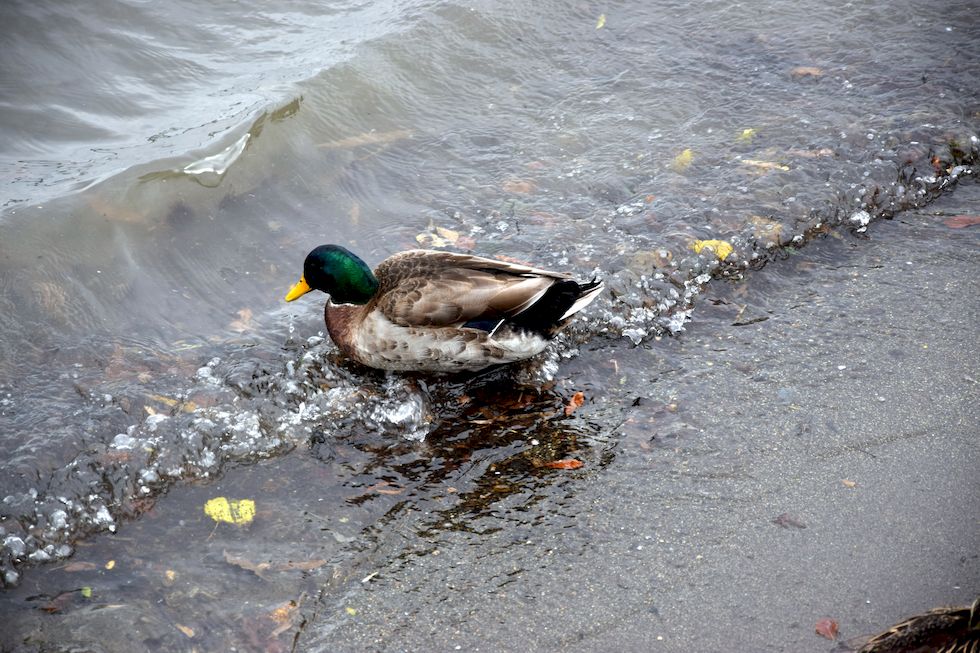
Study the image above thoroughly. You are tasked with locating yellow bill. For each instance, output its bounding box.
[285,276,312,301]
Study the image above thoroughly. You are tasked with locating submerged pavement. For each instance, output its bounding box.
[1,181,977,652]
[301,181,980,652]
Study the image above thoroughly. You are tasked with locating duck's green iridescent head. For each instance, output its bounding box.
[285,244,379,305]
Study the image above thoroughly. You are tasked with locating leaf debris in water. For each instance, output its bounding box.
[944,214,980,229]
[736,128,756,143]
[791,66,824,78]
[205,497,256,525]
[741,159,790,171]
[176,624,195,638]
[596,13,606,29]
[564,391,586,415]
[543,459,585,470]
[416,220,476,249]
[671,148,694,172]
[691,239,734,261]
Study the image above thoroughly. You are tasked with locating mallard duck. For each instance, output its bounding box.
[857,597,979,653]
[285,245,603,372]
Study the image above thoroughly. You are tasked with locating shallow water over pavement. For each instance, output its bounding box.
[0,0,978,646]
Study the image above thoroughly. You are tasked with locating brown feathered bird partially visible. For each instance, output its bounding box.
[856,598,979,653]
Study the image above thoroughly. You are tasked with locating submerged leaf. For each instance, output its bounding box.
[417,221,475,249]
[595,13,606,29]
[691,239,734,261]
[224,550,272,576]
[205,497,256,525]
[229,308,254,333]
[502,179,536,194]
[736,128,756,143]
[671,148,694,172]
[944,214,980,229]
[564,391,586,415]
[543,459,585,470]
[791,66,824,78]
[741,159,790,172]
[63,561,98,572]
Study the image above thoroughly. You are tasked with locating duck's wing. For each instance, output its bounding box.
[374,250,569,328]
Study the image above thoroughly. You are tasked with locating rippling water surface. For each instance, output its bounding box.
[0,0,978,646]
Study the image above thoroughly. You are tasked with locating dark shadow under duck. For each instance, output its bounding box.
[285,245,603,373]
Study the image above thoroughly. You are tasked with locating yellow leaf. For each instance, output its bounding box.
[164,569,177,584]
[176,624,195,638]
[81,586,93,598]
[345,606,357,616]
[148,394,179,407]
[435,226,460,242]
[204,497,256,525]
[791,66,824,78]
[742,159,790,172]
[691,239,734,261]
[270,600,299,625]
[105,560,116,570]
[416,221,461,249]
[737,128,756,143]
[671,148,693,172]
[229,308,254,333]
[596,13,606,29]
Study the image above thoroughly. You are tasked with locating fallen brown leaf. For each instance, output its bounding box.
[543,459,584,470]
[791,66,824,78]
[224,550,272,577]
[275,559,328,572]
[564,391,586,416]
[841,479,857,488]
[229,308,254,333]
[772,513,807,529]
[176,624,195,638]
[368,481,405,495]
[944,215,980,229]
[502,179,536,194]
[62,561,98,572]
[814,617,839,640]
[270,600,299,625]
